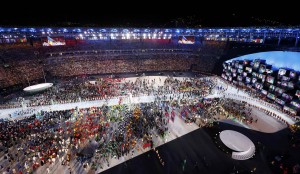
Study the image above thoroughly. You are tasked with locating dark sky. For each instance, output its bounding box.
[0,3,299,27]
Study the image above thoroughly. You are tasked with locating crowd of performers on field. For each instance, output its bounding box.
[0,76,220,173]
[0,76,214,109]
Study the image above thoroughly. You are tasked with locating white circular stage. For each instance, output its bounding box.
[23,83,53,93]
[219,130,255,160]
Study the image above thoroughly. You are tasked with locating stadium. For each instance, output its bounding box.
[1,26,300,174]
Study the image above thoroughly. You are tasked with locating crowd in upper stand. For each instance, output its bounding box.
[0,40,226,89]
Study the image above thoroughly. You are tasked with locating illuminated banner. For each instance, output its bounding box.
[178,36,195,44]
[42,36,66,46]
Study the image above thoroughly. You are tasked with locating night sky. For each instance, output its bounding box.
[0,3,299,27]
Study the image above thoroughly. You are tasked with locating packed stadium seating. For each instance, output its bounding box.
[0,40,226,89]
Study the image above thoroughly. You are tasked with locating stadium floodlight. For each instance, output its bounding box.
[29,28,36,32]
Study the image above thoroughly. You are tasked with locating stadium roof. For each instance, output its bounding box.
[0,27,300,34]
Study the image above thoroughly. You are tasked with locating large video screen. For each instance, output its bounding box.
[266,69,273,74]
[246,77,251,84]
[245,67,252,73]
[243,60,250,65]
[282,76,290,81]
[259,64,266,73]
[222,74,228,80]
[269,85,276,92]
[266,75,275,84]
[235,62,239,69]
[276,98,285,105]
[261,74,266,82]
[267,93,276,100]
[291,101,300,109]
[281,81,288,87]
[253,62,260,69]
[42,36,66,46]
[276,81,281,86]
[275,87,284,94]
[261,89,268,95]
[178,36,195,44]
[288,82,294,89]
[282,93,292,101]
[238,64,243,69]
[255,83,263,90]
[290,71,297,79]
[258,74,266,81]
[278,69,287,76]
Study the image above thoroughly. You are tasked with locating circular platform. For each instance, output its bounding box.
[219,130,255,160]
[23,83,53,93]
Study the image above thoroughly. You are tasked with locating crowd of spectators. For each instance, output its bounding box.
[0,40,226,89]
